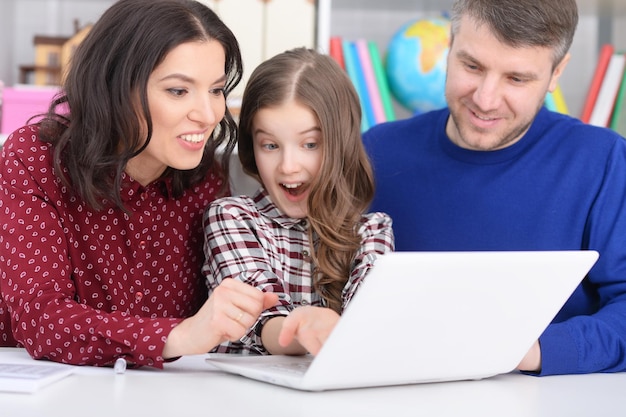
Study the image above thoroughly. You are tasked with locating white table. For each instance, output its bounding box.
[1,348,624,417]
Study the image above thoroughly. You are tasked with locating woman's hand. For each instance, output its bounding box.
[162,279,278,358]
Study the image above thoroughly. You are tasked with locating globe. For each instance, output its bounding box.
[386,17,451,114]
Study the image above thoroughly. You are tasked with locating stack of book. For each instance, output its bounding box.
[329,36,396,132]
[579,44,626,136]
[544,85,569,115]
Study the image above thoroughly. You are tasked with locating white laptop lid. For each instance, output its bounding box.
[206,250,599,391]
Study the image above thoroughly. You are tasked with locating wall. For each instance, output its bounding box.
[1,0,111,86]
[0,0,316,99]
[322,0,626,119]
[2,0,624,119]
[0,1,16,90]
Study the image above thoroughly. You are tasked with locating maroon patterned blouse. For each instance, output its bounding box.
[0,125,224,368]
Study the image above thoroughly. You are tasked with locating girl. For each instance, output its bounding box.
[203,48,394,356]
[0,0,276,367]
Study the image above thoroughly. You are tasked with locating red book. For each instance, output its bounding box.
[580,44,615,123]
[329,36,345,70]
[589,53,626,127]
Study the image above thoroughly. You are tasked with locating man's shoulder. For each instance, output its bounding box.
[531,109,625,157]
[540,109,623,142]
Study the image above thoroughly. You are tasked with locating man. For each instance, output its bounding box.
[363,0,626,376]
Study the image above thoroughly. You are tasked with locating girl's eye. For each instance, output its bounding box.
[262,143,278,150]
[304,142,318,150]
[167,88,187,97]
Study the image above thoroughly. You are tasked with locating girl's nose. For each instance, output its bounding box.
[278,149,301,174]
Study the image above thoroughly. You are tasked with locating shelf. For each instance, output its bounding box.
[318,0,626,119]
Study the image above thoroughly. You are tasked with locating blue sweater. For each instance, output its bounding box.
[363,107,626,375]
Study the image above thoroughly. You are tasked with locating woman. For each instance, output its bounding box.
[0,0,276,367]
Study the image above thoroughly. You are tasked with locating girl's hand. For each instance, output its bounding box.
[278,306,340,356]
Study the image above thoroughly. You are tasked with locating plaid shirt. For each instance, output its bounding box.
[202,188,394,354]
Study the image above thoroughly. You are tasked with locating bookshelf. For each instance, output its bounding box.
[0,0,315,96]
[1,1,624,126]
[0,0,316,134]
[318,0,626,120]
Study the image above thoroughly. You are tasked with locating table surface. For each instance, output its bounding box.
[1,348,624,417]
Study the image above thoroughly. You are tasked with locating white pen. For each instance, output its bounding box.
[114,357,127,374]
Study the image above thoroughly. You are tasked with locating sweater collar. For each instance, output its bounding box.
[438,107,548,165]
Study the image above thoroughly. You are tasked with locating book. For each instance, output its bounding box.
[609,54,626,137]
[580,44,615,123]
[589,53,626,127]
[355,39,386,125]
[544,90,557,112]
[329,36,345,70]
[551,84,569,115]
[0,363,73,393]
[368,40,396,122]
[349,41,376,131]
[545,85,568,114]
[342,40,372,132]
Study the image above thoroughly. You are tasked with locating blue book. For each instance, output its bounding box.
[544,91,557,112]
[342,40,372,132]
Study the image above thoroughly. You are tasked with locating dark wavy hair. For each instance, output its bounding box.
[238,48,374,314]
[39,0,242,210]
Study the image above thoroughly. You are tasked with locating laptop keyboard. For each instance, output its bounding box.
[266,360,312,374]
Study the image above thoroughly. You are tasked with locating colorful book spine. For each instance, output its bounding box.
[342,40,370,132]
[329,36,345,70]
[580,44,615,123]
[355,39,386,125]
[552,84,569,115]
[544,91,557,112]
[589,52,626,127]
[545,84,568,114]
[368,40,396,122]
[350,41,375,131]
[609,52,626,137]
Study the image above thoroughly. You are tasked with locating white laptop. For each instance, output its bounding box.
[206,250,599,391]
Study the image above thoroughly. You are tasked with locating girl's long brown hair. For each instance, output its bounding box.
[238,48,374,313]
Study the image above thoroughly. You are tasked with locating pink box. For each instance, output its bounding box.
[1,86,61,134]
